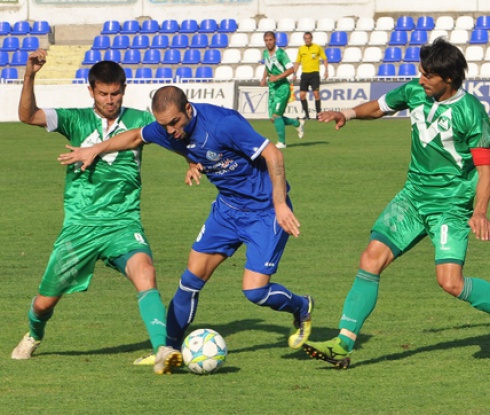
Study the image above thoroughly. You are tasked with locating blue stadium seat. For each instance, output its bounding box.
[195,66,213,80]
[140,20,159,34]
[124,67,133,82]
[475,15,490,29]
[403,46,421,62]
[21,37,40,52]
[161,20,179,33]
[388,30,408,46]
[180,19,199,33]
[174,66,193,82]
[101,20,120,34]
[325,47,341,63]
[122,49,141,64]
[469,29,489,44]
[218,18,238,33]
[134,67,153,84]
[82,49,101,65]
[132,35,150,49]
[150,35,169,49]
[409,30,428,45]
[276,32,288,47]
[170,34,189,48]
[398,63,417,77]
[416,16,435,31]
[120,20,140,34]
[142,49,161,64]
[9,50,28,66]
[12,21,30,35]
[0,51,9,66]
[73,68,89,84]
[201,49,221,64]
[31,21,50,35]
[104,49,122,63]
[92,35,111,50]
[210,33,228,48]
[329,31,348,46]
[1,67,18,81]
[2,36,20,51]
[162,49,181,64]
[182,49,201,64]
[0,21,11,36]
[199,19,218,33]
[112,35,130,49]
[155,67,173,83]
[377,63,396,77]
[190,33,209,48]
[395,16,414,31]
[383,46,402,62]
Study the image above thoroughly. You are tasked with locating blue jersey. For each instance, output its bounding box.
[142,103,288,211]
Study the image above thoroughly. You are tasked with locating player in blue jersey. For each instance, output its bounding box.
[58,85,314,356]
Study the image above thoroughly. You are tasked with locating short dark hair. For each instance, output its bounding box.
[304,31,312,37]
[151,85,189,114]
[263,31,275,39]
[420,37,467,89]
[88,61,126,89]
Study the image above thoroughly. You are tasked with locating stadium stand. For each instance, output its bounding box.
[210,33,229,48]
[140,20,160,34]
[416,16,435,31]
[21,37,40,52]
[92,35,110,50]
[150,35,169,49]
[120,20,140,34]
[356,17,375,31]
[201,49,221,65]
[122,49,141,65]
[2,37,20,51]
[356,63,376,78]
[395,16,414,31]
[398,63,417,77]
[336,17,356,32]
[162,49,181,64]
[160,20,179,33]
[112,35,130,49]
[237,18,256,32]
[1,67,18,81]
[375,16,395,31]
[142,49,161,64]
[190,33,209,48]
[454,16,474,30]
[134,67,152,83]
[101,20,120,35]
[434,16,454,30]
[469,29,489,44]
[195,66,214,80]
[316,17,335,32]
[257,18,276,32]
[368,30,389,46]
[0,51,8,66]
[229,33,248,48]
[348,31,368,46]
[10,51,28,66]
[74,67,89,83]
[31,21,51,35]
[362,46,382,63]
[409,30,428,45]
[0,21,11,35]
[132,35,150,49]
[297,17,316,32]
[182,49,201,64]
[171,34,189,49]
[242,48,262,64]
[174,66,193,82]
[180,19,199,33]
[221,48,241,64]
[377,63,396,77]
[199,19,218,33]
[329,31,348,46]
[388,30,408,46]
[12,21,30,35]
[277,18,296,32]
[234,64,254,80]
[214,65,234,80]
[82,49,101,65]
[219,19,238,33]
[104,49,121,63]
[475,15,490,29]
[334,63,356,79]
[155,67,173,82]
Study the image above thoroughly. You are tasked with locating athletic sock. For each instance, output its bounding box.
[315,99,321,115]
[137,288,167,353]
[243,282,306,315]
[28,299,54,341]
[273,117,286,144]
[338,269,380,350]
[283,116,300,127]
[166,269,206,349]
[458,277,490,313]
[301,99,309,118]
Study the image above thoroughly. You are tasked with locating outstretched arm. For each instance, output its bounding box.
[469,164,490,240]
[317,99,386,130]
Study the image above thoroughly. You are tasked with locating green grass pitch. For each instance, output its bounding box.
[1,119,490,414]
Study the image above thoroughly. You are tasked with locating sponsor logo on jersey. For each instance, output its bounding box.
[437,116,451,132]
[206,150,222,161]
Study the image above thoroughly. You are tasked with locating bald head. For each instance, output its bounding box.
[151,85,189,114]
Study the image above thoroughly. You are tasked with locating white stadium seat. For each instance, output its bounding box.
[257,18,276,32]
[375,16,394,31]
[467,62,479,78]
[484,46,490,61]
[248,32,265,47]
[342,47,362,63]
[429,30,449,43]
[356,17,375,31]
[277,17,296,32]
[465,45,484,61]
[316,17,335,32]
[234,65,254,80]
[285,47,299,62]
[255,64,265,80]
[288,32,305,47]
[336,17,356,31]
[241,48,263,64]
[449,30,469,45]
[312,31,328,46]
[368,31,388,46]
[221,48,241,64]
[229,33,249,47]
[356,63,376,79]
[327,63,335,78]
[237,18,256,32]
[362,46,382,62]
[455,15,474,30]
[348,30,368,46]
[333,63,356,79]
[297,17,316,32]
[435,16,454,30]
[214,65,234,80]
[479,62,490,77]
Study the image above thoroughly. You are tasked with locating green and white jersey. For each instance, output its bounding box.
[45,107,154,227]
[263,47,293,88]
[379,79,490,201]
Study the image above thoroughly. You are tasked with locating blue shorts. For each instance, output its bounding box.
[192,197,291,275]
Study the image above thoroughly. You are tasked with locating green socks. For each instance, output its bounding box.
[283,116,300,127]
[458,277,490,313]
[137,288,167,352]
[28,300,53,341]
[273,117,286,144]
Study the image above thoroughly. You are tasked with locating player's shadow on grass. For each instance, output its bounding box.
[287,141,329,148]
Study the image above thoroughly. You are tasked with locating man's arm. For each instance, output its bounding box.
[18,49,48,126]
[469,163,490,240]
[317,99,386,130]
[260,142,300,237]
[268,66,294,83]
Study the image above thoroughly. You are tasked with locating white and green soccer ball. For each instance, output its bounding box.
[182,328,227,375]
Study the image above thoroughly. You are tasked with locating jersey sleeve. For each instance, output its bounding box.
[52,108,79,142]
[277,49,293,69]
[318,45,327,60]
[141,121,189,156]
[379,80,417,113]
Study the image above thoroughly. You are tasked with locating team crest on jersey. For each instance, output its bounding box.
[206,150,222,161]
[437,116,451,132]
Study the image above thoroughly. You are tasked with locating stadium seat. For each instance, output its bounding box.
[154,67,173,83]
[180,19,199,33]
[484,47,490,61]
[248,32,265,47]
[409,30,428,45]
[316,17,335,32]
[449,30,469,45]
[160,20,179,33]
[199,19,218,33]
[219,18,238,33]
[234,65,254,80]
[195,66,213,81]
[375,16,394,31]
[388,30,408,46]
[120,20,140,34]
[0,51,9,66]
[285,47,298,62]
[325,47,342,63]
[92,35,111,50]
[134,67,152,84]
[356,17,375,31]
[182,49,201,64]
[0,21,11,36]
[475,15,490,30]
[12,21,30,35]
[170,34,189,48]
[356,63,376,79]
[254,64,265,80]
[241,48,262,63]
[329,31,348,46]
[140,19,160,34]
[403,46,421,62]
[467,62,479,78]
[395,16,414,31]
[368,30,388,45]
[101,20,120,34]
[221,48,241,64]
[342,47,362,63]
[21,37,40,52]
[202,49,221,64]
[327,64,335,78]
[362,46,382,63]
[210,33,228,48]
[277,18,295,32]
[312,31,328,46]
[150,35,169,49]
[31,21,50,35]
[190,33,209,48]
[174,66,193,82]
[416,16,435,31]
[162,49,181,64]
[465,45,484,61]
[9,50,28,66]
[124,67,133,82]
[297,17,316,32]
[237,18,256,32]
[288,32,305,47]
[429,30,449,43]
[454,16,474,30]
[469,29,489,44]
[348,31,368,46]
[112,35,130,49]
[257,18,276,32]
[82,49,101,65]
[333,63,355,79]
[336,17,356,32]
[383,47,402,62]
[131,35,150,49]
[104,49,121,63]
[142,49,161,64]
[74,68,89,83]
[1,67,18,81]
[435,16,454,30]
[479,62,490,77]
[1,36,20,51]
[122,49,141,65]
[229,33,248,47]
[377,63,396,77]
[398,63,417,77]
[276,32,288,47]
[214,65,234,80]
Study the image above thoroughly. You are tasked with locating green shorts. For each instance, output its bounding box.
[268,83,290,118]
[371,187,471,265]
[38,224,153,297]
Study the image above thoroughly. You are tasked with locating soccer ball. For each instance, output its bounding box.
[182,328,227,375]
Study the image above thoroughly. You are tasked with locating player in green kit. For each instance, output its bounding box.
[260,31,304,149]
[303,38,490,368]
[11,49,182,375]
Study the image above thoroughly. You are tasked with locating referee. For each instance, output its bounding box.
[293,32,328,120]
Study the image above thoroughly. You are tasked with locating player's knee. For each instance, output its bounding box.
[359,242,393,273]
[437,276,463,297]
[243,285,270,305]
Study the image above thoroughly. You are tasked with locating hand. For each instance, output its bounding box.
[185,162,203,186]
[26,49,47,75]
[57,145,98,171]
[275,203,300,238]
[468,212,490,241]
[317,111,346,130]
